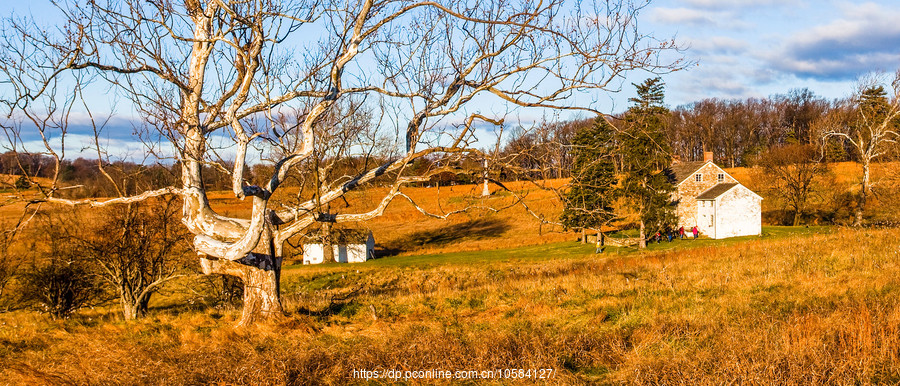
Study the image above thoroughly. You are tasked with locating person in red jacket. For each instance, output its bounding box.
[691,226,699,239]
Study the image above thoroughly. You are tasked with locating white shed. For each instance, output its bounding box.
[302,231,375,264]
[696,183,762,239]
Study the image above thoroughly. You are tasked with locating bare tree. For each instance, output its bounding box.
[756,144,826,226]
[21,218,106,319]
[0,0,683,325]
[71,199,192,320]
[820,73,900,226]
[0,233,20,312]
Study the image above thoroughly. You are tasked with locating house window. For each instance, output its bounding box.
[717,173,724,182]
[695,174,702,182]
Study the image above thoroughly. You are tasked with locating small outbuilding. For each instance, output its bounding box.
[695,183,762,239]
[302,229,375,264]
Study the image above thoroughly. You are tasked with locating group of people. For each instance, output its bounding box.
[593,225,702,254]
[653,226,699,243]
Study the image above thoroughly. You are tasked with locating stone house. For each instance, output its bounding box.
[671,152,762,239]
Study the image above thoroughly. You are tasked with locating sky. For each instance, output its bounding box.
[636,0,900,107]
[1,0,899,158]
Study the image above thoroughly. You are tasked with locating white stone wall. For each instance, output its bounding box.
[303,244,326,265]
[335,244,370,263]
[304,241,373,264]
[695,185,762,239]
[713,185,762,239]
[697,199,716,237]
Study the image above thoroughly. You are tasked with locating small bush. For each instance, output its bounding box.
[20,259,103,319]
[0,253,18,311]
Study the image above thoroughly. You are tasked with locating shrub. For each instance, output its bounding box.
[20,258,103,319]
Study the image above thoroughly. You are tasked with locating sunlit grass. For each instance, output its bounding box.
[6,225,893,383]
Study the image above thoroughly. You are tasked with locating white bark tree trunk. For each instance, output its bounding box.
[198,224,283,326]
[639,221,647,249]
[120,288,152,320]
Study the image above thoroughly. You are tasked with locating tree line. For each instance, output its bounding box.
[500,83,899,178]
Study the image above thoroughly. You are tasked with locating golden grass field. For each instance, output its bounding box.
[2,226,900,384]
[200,161,900,258]
[1,162,900,384]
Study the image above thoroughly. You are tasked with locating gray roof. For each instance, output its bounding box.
[696,183,739,200]
[671,161,708,184]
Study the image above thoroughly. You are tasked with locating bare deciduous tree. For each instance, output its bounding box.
[21,219,105,319]
[755,144,826,226]
[0,0,683,325]
[820,73,900,226]
[71,199,192,320]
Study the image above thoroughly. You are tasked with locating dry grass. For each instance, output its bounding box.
[2,164,900,384]
[205,178,572,257]
[203,161,900,257]
[2,227,900,384]
[3,162,895,260]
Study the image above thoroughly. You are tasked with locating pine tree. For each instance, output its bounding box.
[560,117,618,241]
[619,77,676,248]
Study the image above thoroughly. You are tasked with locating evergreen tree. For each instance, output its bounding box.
[560,117,618,240]
[859,86,889,123]
[619,77,676,248]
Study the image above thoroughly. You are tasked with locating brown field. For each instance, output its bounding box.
[4,161,894,258]
[200,161,900,257]
[1,162,900,384]
[2,226,899,384]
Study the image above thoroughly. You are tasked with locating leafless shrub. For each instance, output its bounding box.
[70,198,194,320]
[20,257,103,319]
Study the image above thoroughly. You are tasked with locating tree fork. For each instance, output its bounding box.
[199,227,284,326]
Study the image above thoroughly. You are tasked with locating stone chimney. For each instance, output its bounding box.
[703,151,714,163]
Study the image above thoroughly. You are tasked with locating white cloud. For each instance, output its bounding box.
[768,2,900,80]
[682,0,802,10]
[687,36,748,54]
[648,6,752,29]
[649,7,717,25]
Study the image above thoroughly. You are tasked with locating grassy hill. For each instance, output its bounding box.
[2,225,899,384]
[8,161,895,259]
[2,163,900,383]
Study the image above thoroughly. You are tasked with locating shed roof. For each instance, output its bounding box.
[671,161,709,183]
[696,183,739,200]
[306,228,373,243]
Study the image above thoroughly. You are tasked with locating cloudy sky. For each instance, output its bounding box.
[1,0,898,157]
[5,0,896,107]
[639,0,900,107]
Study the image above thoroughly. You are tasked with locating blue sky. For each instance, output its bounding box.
[6,1,897,107]
[2,0,899,157]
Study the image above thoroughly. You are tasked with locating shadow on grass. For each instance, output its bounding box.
[292,300,355,317]
[378,218,511,257]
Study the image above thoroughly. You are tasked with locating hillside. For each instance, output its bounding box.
[4,161,897,260]
[203,161,899,257]
[2,226,899,383]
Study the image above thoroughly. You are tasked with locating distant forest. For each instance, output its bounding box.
[501,88,893,179]
[0,88,892,196]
